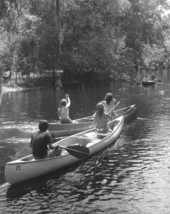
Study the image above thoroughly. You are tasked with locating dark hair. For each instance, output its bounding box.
[96,102,104,117]
[39,120,49,132]
[60,99,67,107]
[105,93,113,105]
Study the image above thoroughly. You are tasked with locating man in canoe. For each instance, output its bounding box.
[30,120,61,159]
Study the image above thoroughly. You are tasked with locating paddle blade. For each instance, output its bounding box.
[62,145,90,160]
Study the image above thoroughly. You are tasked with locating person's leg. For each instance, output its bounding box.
[47,147,62,157]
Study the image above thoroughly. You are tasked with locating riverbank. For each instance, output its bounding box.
[1,75,56,93]
[2,85,24,93]
[1,71,134,94]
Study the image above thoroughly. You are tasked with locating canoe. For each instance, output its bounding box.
[5,116,124,184]
[142,80,155,86]
[113,104,137,122]
[49,104,137,138]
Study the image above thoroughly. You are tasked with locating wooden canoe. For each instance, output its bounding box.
[5,116,124,185]
[49,104,137,138]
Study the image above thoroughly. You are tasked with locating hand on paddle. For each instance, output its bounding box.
[109,101,120,117]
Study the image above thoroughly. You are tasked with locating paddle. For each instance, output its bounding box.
[114,101,120,110]
[52,136,67,142]
[58,145,90,160]
[108,101,120,116]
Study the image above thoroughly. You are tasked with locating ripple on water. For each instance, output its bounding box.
[1,85,170,213]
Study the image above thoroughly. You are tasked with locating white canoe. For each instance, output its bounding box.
[49,104,136,138]
[5,116,124,185]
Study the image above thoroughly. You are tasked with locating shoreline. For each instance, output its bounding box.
[1,85,53,93]
[2,85,24,93]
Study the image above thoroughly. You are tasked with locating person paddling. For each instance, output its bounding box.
[58,94,74,124]
[93,102,112,134]
[102,92,119,117]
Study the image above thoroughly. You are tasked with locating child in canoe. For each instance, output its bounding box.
[30,120,61,159]
[93,102,112,133]
[58,94,74,124]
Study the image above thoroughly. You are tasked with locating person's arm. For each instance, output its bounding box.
[110,101,120,115]
[58,107,61,120]
[90,113,96,127]
[106,113,112,121]
[48,138,60,150]
[101,100,106,105]
[65,94,71,107]
[47,132,55,150]
[49,142,55,150]
[30,135,33,148]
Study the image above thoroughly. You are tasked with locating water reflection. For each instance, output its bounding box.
[1,128,170,214]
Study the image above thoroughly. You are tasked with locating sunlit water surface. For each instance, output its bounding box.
[0,81,170,214]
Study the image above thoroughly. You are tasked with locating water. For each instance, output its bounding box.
[0,80,170,214]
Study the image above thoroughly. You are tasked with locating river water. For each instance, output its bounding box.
[0,77,170,214]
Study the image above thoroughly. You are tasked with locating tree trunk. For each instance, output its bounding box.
[52,0,60,88]
[55,0,60,56]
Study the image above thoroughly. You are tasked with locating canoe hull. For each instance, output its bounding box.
[113,104,137,123]
[142,80,155,86]
[5,116,124,184]
[49,104,137,137]
[49,120,92,138]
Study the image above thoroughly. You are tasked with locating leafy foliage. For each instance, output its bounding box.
[0,0,170,84]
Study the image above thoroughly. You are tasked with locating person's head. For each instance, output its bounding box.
[39,120,49,132]
[60,99,67,107]
[105,93,113,105]
[96,102,104,117]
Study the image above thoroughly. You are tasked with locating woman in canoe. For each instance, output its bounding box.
[93,102,112,133]
[30,120,61,159]
[102,92,119,116]
[58,94,74,124]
